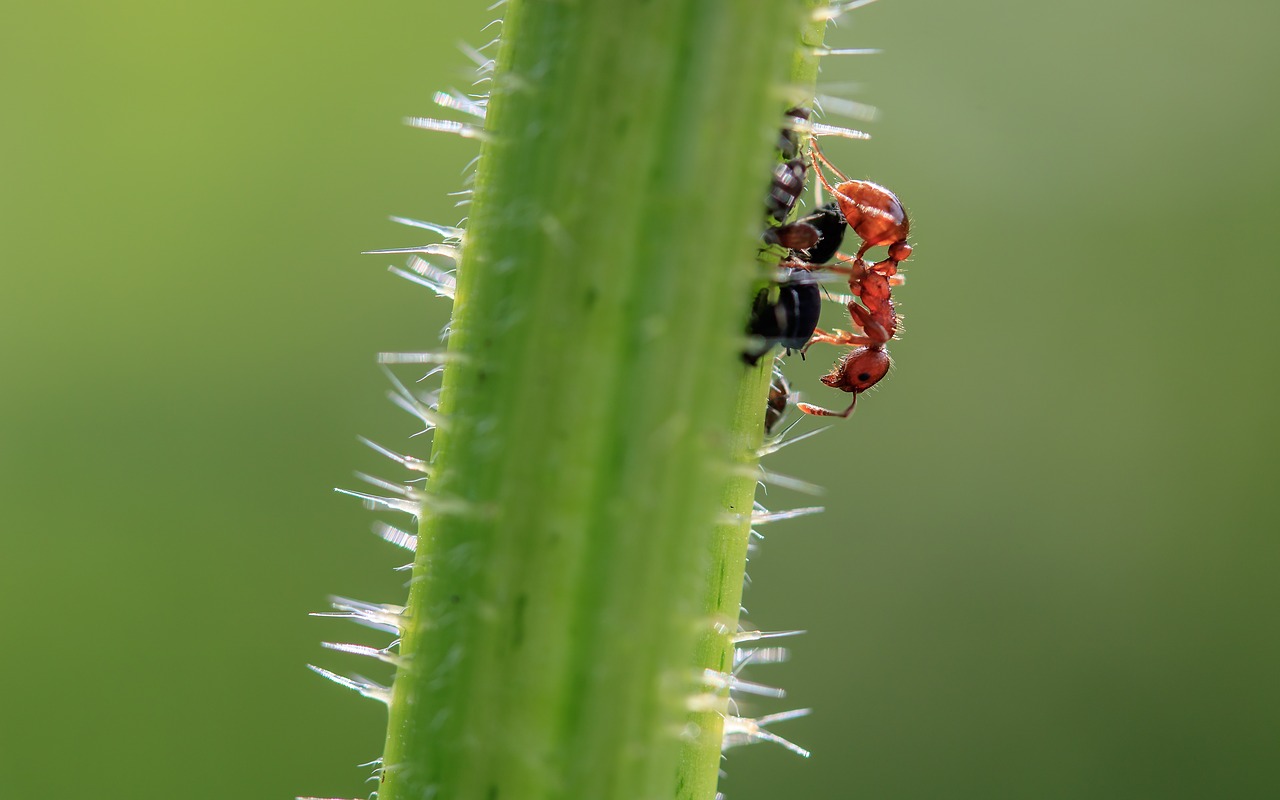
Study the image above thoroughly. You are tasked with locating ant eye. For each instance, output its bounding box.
[857,372,872,382]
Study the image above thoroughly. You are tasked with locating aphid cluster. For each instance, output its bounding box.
[747,108,913,423]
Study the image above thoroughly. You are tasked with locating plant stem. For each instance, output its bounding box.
[675,9,827,796]
[378,3,823,799]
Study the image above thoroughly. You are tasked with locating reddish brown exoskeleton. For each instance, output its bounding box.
[808,138,912,277]
[797,259,900,418]
[796,139,913,419]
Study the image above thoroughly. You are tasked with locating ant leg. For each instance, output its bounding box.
[868,253,911,279]
[809,137,851,182]
[847,303,891,345]
[797,396,858,418]
[826,333,878,348]
[778,258,833,277]
[804,329,874,352]
[868,257,897,276]
[832,252,871,276]
[808,154,842,203]
[803,327,837,350]
[803,261,855,277]
[807,140,858,213]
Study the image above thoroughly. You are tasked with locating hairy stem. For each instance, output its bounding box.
[378,3,824,799]
[678,9,826,797]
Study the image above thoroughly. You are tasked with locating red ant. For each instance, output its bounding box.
[795,138,913,419]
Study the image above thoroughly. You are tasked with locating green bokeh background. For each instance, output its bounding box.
[3,1,1277,798]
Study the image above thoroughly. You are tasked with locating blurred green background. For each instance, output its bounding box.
[3,1,1278,798]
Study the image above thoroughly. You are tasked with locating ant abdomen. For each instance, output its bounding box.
[832,180,909,255]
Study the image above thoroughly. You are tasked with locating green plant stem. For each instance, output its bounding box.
[378,3,823,799]
[676,10,826,798]
[676,358,771,800]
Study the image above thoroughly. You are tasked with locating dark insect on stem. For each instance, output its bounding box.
[764,106,814,224]
[764,201,846,264]
[743,269,822,366]
[748,109,841,369]
[764,371,791,436]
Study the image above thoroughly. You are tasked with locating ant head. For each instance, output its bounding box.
[821,346,891,394]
